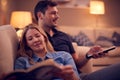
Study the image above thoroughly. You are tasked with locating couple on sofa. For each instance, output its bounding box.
[2,1,120,80]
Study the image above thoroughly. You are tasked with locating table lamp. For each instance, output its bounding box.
[10,11,32,38]
[90,0,105,27]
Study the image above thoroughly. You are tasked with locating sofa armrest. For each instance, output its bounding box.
[72,42,93,73]
[77,46,93,73]
[106,47,120,57]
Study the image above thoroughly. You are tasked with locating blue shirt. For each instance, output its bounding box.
[14,51,80,80]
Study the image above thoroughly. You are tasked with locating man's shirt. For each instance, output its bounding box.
[46,28,75,54]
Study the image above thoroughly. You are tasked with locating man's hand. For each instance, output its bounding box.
[86,45,106,59]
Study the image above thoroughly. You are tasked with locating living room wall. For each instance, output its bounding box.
[0,0,120,28]
[0,0,15,25]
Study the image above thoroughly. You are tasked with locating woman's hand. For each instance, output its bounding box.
[54,65,79,80]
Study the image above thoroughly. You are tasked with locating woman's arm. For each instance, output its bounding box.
[14,57,28,70]
[63,52,81,80]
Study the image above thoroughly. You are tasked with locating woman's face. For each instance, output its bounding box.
[25,29,46,52]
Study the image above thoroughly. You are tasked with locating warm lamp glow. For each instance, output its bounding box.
[90,1,105,14]
[10,11,32,28]
[16,29,23,38]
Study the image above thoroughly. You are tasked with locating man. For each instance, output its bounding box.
[34,1,105,70]
[33,1,120,80]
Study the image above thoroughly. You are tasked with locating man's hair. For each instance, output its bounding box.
[34,0,57,21]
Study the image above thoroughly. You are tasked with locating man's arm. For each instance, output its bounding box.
[72,53,89,69]
[72,45,109,69]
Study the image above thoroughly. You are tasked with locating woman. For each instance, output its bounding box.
[14,24,80,80]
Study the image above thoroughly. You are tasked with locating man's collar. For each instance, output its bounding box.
[45,28,58,37]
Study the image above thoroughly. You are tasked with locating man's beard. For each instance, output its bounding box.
[51,25,57,29]
[47,24,57,29]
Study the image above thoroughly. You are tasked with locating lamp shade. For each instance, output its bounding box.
[10,11,32,28]
[90,1,105,14]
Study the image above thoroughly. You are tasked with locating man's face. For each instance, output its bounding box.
[42,6,59,28]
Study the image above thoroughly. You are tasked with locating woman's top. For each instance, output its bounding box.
[14,51,80,80]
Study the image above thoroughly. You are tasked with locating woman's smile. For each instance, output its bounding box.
[33,41,42,48]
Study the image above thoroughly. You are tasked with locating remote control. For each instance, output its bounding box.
[87,46,116,58]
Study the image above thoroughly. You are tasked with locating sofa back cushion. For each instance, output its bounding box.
[59,26,95,46]
[95,28,120,47]
[0,25,19,75]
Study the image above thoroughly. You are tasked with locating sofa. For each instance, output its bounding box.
[0,25,92,77]
[0,25,19,77]
[0,25,120,77]
[59,26,120,72]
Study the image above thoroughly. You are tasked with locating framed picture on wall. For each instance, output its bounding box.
[57,0,90,8]
[74,0,90,8]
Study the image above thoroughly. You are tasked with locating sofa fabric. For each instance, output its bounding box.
[0,25,19,76]
[0,25,119,74]
[59,26,120,72]
[59,26,120,57]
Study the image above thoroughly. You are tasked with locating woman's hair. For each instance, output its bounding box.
[18,23,54,64]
